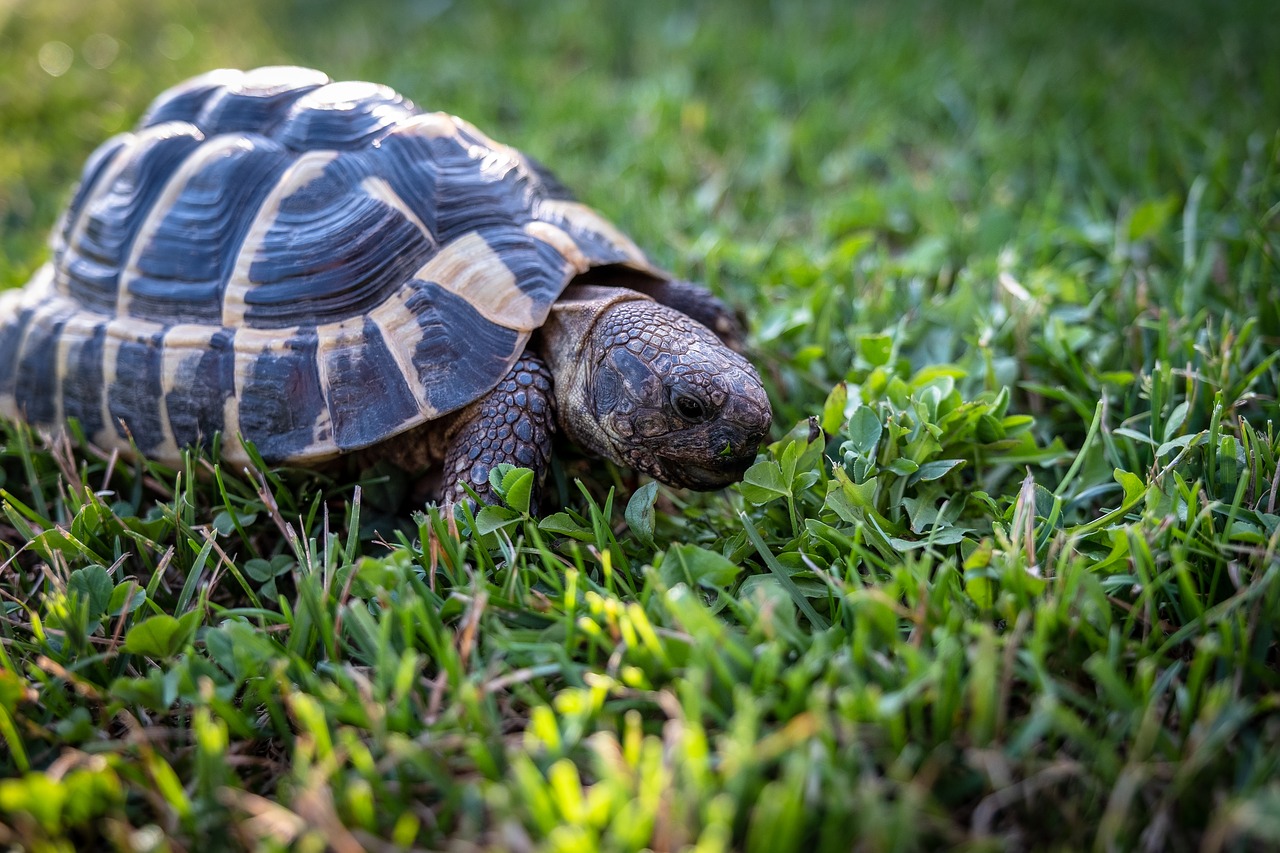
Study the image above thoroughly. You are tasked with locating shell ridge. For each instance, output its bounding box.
[221,149,342,328]
[194,66,330,137]
[60,122,205,314]
[237,151,438,328]
[51,133,134,259]
[139,68,245,127]
[276,80,418,151]
[128,135,295,323]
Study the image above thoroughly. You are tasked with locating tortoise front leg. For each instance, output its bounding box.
[440,353,557,507]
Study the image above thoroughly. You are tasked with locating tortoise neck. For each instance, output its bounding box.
[537,284,652,461]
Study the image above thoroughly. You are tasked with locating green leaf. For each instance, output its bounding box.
[1161,401,1190,442]
[66,566,112,619]
[259,579,279,603]
[69,499,103,546]
[500,467,535,515]
[961,539,996,608]
[538,512,596,541]
[475,505,520,536]
[1156,431,1205,458]
[212,508,257,536]
[661,543,741,591]
[975,414,1005,443]
[1097,370,1137,386]
[0,773,67,832]
[0,669,28,716]
[244,557,281,582]
[738,513,829,629]
[107,670,165,709]
[825,469,877,518]
[1128,194,1179,241]
[910,459,965,483]
[488,464,515,493]
[964,574,994,609]
[30,527,95,563]
[108,582,146,617]
[846,406,882,456]
[624,481,659,549]
[1114,468,1146,503]
[124,614,198,659]
[820,382,849,436]
[53,707,96,743]
[1114,427,1157,446]
[859,332,893,366]
[890,528,969,549]
[205,620,281,684]
[792,344,826,368]
[887,458,919,476]
[738,460,791,505]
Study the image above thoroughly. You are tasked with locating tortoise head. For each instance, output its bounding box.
[542,286,772,490]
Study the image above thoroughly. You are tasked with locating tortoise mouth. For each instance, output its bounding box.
[659,453,756,491]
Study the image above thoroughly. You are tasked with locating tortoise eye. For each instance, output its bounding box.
[673,392,711,424]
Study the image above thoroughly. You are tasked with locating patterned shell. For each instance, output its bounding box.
[0,66,660,466]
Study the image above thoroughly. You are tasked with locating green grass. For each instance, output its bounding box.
[3,0,1280,849]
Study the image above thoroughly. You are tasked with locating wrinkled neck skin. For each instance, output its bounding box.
[538,284,772,491]
[539,285,646,462]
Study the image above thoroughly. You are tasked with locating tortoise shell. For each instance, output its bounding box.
[0,66,662,466]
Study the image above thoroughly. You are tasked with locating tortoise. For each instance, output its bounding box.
[0,66,771,505]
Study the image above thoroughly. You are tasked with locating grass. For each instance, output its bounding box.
[2,0,1280,849]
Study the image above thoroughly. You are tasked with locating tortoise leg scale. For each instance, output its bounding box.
[441,353,557,506]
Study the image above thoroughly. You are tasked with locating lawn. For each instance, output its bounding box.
[2,0,1279,849]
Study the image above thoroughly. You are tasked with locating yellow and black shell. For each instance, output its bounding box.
[0,66,660,466]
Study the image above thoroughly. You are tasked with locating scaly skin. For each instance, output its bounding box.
[397,280,771,507]
[570,269,749,351]
[440,354,556,506]
[537,284,772,492]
